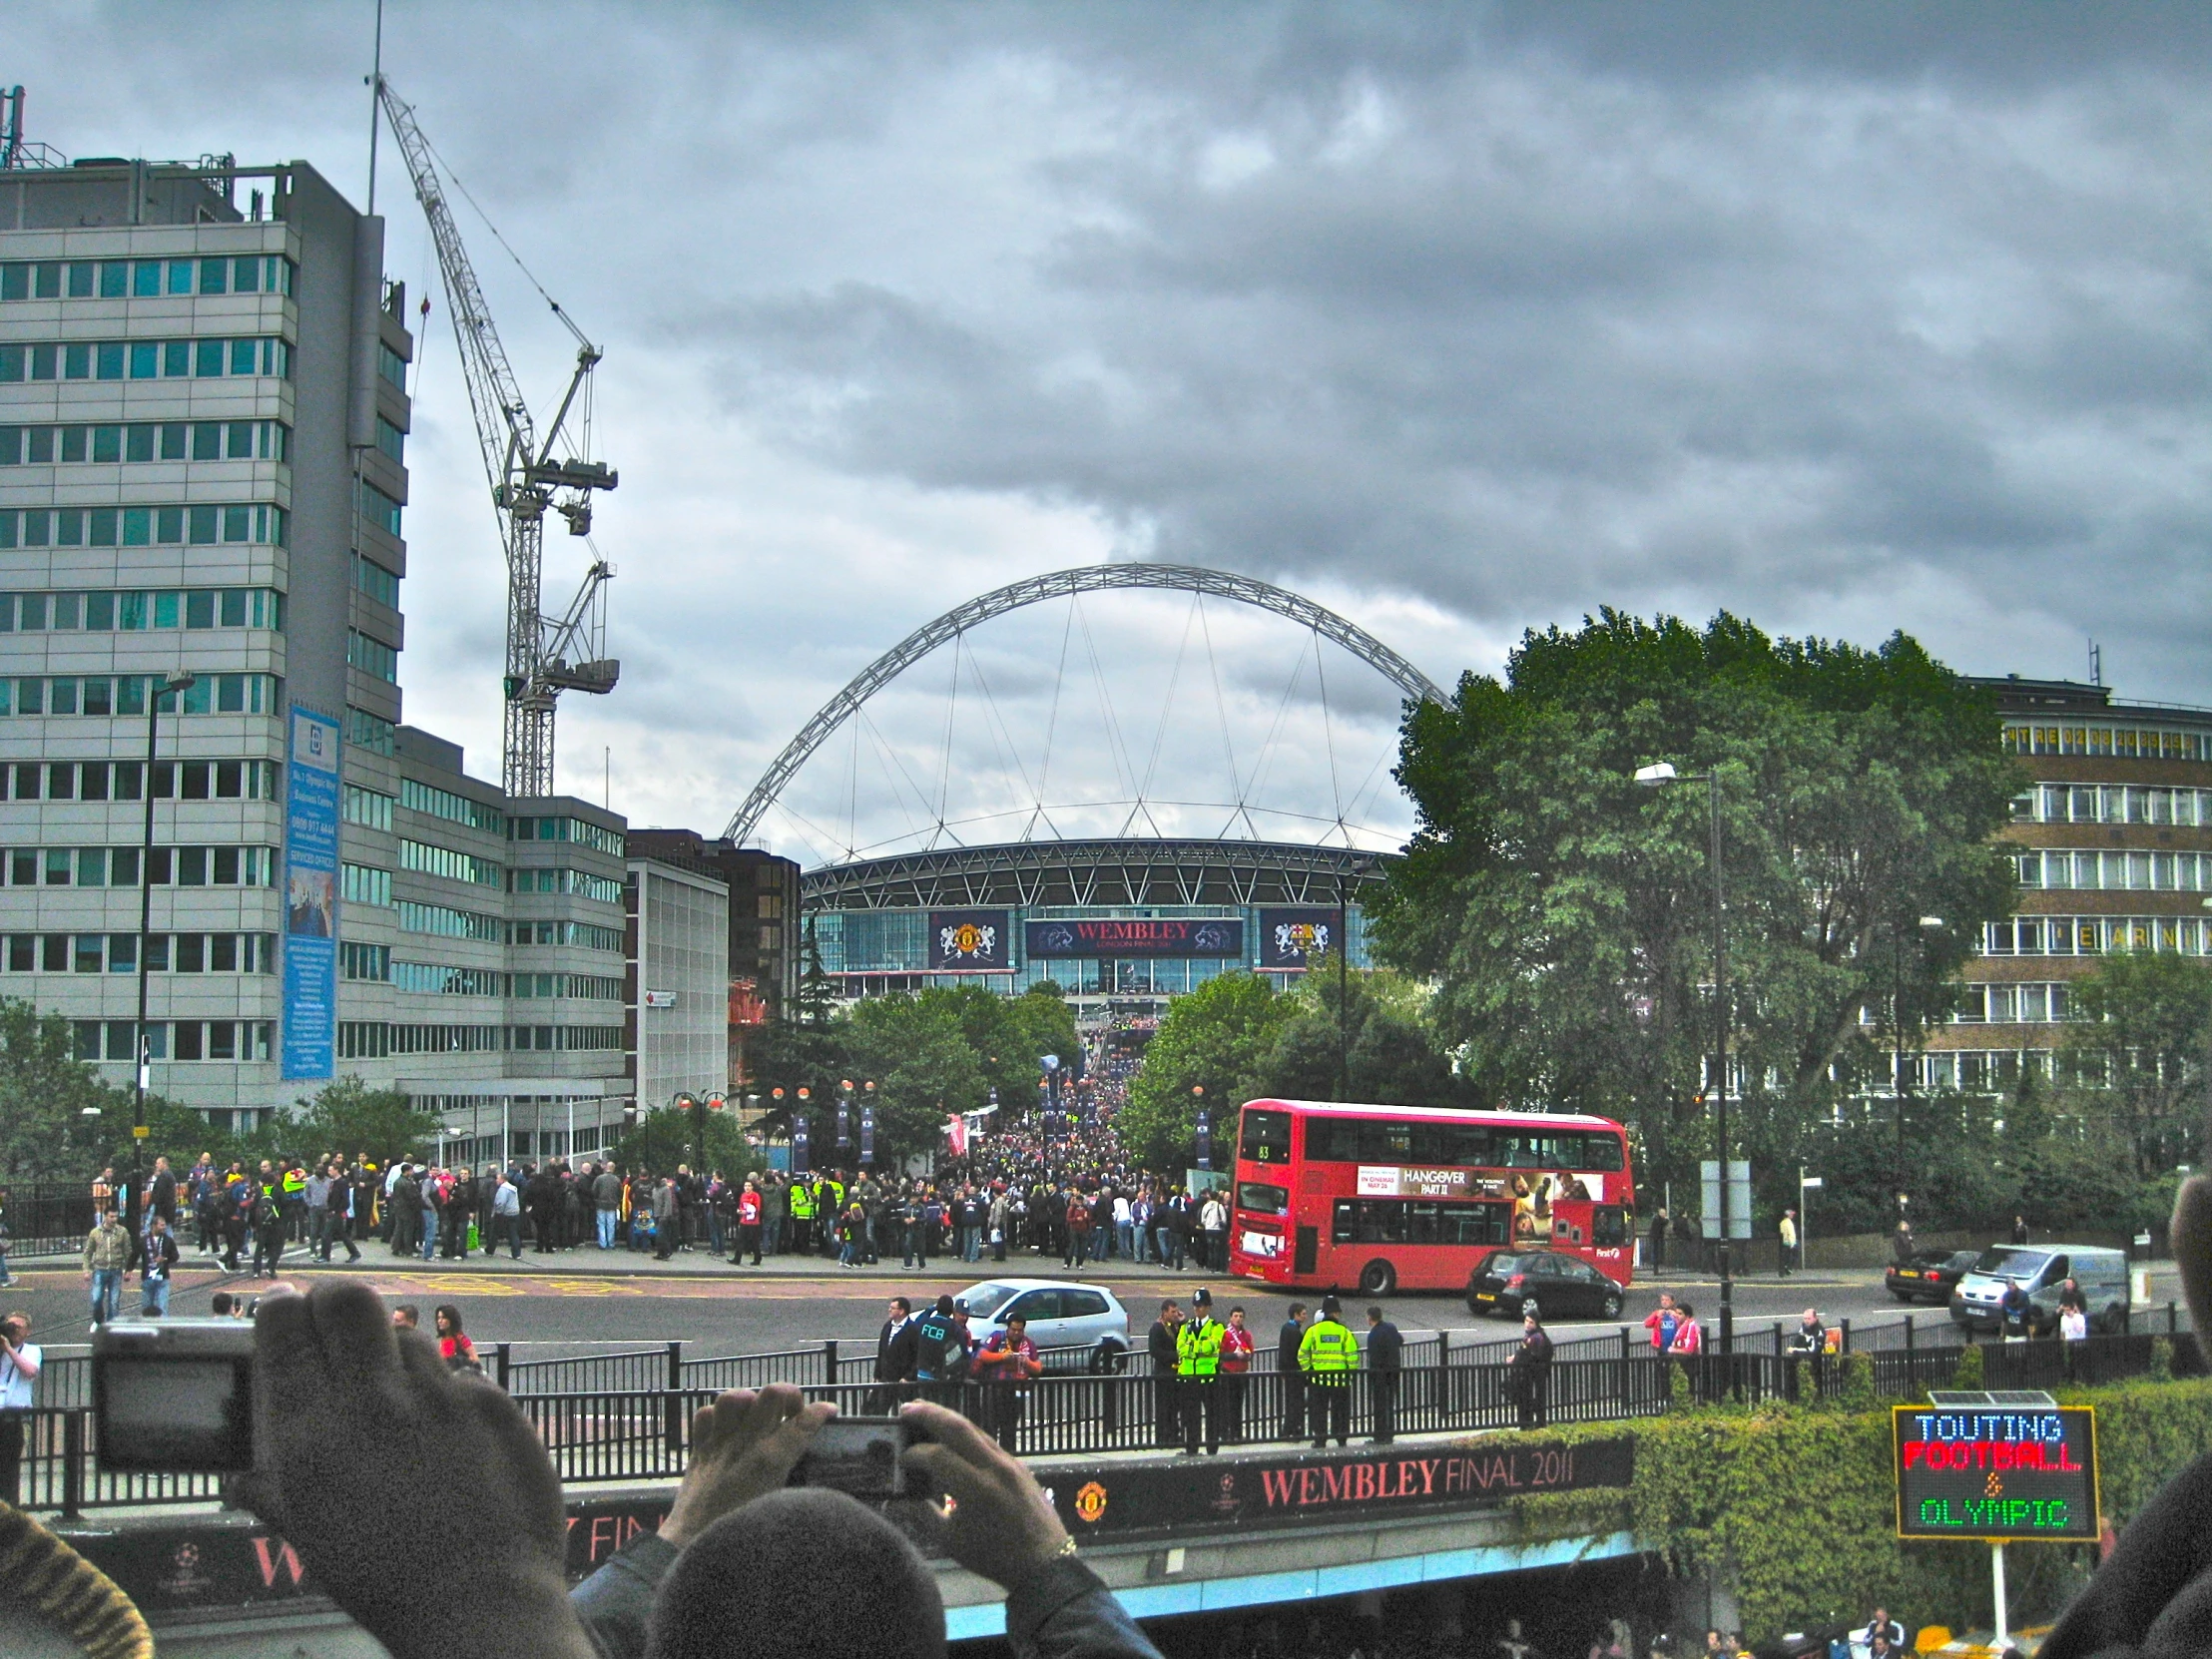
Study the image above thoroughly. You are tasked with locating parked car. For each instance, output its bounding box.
[1948,1245,2129,1336]
[956,1278,1131,1371]
[1886,1248,1979,1305]
[1465,1249,1625,1321]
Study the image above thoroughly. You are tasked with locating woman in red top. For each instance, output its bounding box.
[434,1305,480,1376]
[1220,1306,1256,1444]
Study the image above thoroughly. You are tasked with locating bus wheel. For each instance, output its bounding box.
[1359,1260,1396,1297]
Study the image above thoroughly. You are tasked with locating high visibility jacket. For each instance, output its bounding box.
[1176,1316,1225,1378]
[281,1168,306,1200]
[790,1185,817,1220]
[1299,1318,1358,1383]
[826,1178,845,1214]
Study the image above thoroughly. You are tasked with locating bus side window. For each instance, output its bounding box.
[1593,1206,1627,1248]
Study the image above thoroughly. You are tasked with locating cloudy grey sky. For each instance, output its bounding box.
[15,4,2211,862]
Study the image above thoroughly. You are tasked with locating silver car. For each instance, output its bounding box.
[956,1278,1131,1373]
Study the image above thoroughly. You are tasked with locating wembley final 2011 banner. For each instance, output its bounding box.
[1024,917,1246,959]
[928,910,1011,970]
[281,706,339,1079]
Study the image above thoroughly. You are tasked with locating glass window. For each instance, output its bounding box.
[233,256,260,293]
[1236,1182,1289,1217]
[66,264,94,298]
[167,260,193,295]
[100,262,128,298]
[1239,1109,1291,1165]
[198,258,227,295]
[163,339,189,377]
[195,338,224,377]
[192,423,221,461]
[95,342,123,380]
[63,343,90,378]
[231,338,257,376]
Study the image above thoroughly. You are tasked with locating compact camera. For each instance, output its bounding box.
[92,1319,258,1472]
[789,1415,918,1500]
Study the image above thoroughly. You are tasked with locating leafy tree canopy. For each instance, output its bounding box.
[1374,610,2019,1207]
[2058,951,2212,1175]
[288,1075,442,1170]
[1120,973,1296,1169]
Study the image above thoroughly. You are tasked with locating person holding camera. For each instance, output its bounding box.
[972,1311,1043,1450]
[0,1313,39,1506]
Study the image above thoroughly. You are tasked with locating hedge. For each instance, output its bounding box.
[1504,1372,2212,1641]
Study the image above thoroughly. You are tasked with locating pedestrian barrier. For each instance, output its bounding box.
[12,1324,2200,1516]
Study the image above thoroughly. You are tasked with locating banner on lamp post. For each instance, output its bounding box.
[859,1106,875,1167]
[793,1116,811,1174]
[1196,1109,1212,1171]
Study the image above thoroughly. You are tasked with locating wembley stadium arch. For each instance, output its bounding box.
[734,564,1447,1011]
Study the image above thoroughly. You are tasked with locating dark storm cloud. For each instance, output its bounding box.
[677,5,2212,703]
[14,3,2209,848]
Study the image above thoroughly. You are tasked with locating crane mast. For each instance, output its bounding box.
[375,79,619,799]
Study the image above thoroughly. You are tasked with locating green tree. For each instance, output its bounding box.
[2058,952,2212,1175]
[0,998,136,1180]
[1259,962,1466,1108]
[288,1075,441,1167]
[1122,973,1295,1169]
[838,995,987,1168]
[1375,611,2019,1210]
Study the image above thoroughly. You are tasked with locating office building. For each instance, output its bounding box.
[1921,676,2212,1090]
[624,855,730,1111]
[624,829,799,1086]
[2,148,632,1150]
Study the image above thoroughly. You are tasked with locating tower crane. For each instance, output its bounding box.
[375,78,619,799]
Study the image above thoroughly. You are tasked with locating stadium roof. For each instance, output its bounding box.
[801,837,1393,910]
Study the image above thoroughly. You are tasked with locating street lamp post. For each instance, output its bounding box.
[1633,761,1734,1352]
[130,672,196,1242]
[1896,916,1945,1215]
[1335,855,1373,1102]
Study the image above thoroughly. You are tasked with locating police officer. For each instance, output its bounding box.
[1299,1293,1358,1448]
[788,1176,816,1256]
[1176,1286,1225,1455]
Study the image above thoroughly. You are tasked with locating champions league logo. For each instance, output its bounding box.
[939,920,997,961]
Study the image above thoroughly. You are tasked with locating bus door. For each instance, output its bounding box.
[1553,1198,1633,1285]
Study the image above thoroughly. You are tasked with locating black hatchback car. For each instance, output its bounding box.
[1466,1249,1626,1320]
[1886,1248,1978,1305]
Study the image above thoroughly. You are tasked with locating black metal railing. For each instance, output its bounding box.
[15,1323,2200,1516]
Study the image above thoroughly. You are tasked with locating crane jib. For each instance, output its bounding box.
[376,77,619,799]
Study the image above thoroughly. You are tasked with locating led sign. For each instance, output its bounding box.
[1892,1403,2097,1541]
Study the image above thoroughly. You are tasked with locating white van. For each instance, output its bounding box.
[1949,1244,2129,1336]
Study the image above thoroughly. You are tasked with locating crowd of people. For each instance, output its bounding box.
[65,1024,1235,1314]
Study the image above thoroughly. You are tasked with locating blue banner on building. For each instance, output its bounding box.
[281,707,340,1079]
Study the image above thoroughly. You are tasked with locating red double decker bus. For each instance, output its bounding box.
[1227,1099,1636,1297]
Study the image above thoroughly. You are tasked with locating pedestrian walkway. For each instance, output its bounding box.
[4,1236,1221,1286]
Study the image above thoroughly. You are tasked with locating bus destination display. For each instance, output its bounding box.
[1892,1404,2097,1541]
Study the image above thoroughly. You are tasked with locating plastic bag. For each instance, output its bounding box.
[466,1220,480,1251]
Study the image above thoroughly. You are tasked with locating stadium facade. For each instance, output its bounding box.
[802,837,1381,1008]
